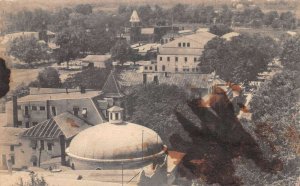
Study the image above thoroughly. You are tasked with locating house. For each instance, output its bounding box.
[157,31,216,73]
[6,88,105,129]
[21,112,91,168]
[0,127,27,170]
[80,54,111,69]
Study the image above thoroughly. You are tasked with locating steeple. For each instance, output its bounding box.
[102,71,124,98]
[129,10,141,27]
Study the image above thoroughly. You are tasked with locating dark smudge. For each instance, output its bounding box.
[170,86,283,186]
[0,58,10,98]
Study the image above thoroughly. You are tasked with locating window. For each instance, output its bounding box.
[25,122,30,128]
[175,67,178,72]
[183,43,186,47]
[155,65,157,71]
[31,106,37,111]
[51,106,56,116]
[167,57,170,62]
[160,57,162,61]
[187,43,190,47]
[24,106,29,116]
[149,66,152,70]
[10,156,15,165]
[17,105,21,110]
[178,43,181,47]
[82,108,87,118]
[115,113,119,120]
[185,57,188,62]
[40,106,45,111]
[73,106,79,116]
[144,66,148,70]
[162,65,166,71]
[110,113,113,120]
[192,68,195,72]
[32,122,38,126]
[31,140,37,150]
[194,57,197,62]
[40,140,44,150]
[47,143,52,151]
[175,57,178,62]
[10,145,14,152]
[17,121,22,126]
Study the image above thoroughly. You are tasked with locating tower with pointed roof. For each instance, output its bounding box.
[129,10,142,43]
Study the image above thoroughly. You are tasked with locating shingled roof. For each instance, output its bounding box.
[22,112,91,140]
[102,71,124,98]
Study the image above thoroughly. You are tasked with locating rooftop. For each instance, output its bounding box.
[18,91,100,102]
[81,55,111,63]
[129,10,140,23]
[22,112,91,140]
[102,71,124,98]
[119,71,214,89]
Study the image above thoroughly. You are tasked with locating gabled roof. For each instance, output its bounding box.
[130,10,140,23]
[102,71,124,98]
[22,112,91,140]
[81,55,111,63]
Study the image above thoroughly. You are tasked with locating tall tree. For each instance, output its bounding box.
[31,67,61,88]
[9,37,49,64]
[110,40,132,65]
[200,34,279,84]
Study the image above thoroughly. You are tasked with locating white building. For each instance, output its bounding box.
[157,31,216,73]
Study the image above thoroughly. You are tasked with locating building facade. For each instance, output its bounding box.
[157,31,216,73]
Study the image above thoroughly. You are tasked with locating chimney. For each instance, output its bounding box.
[153,75,159,85]
[59,135,66,166]
[80,86,86,93]
[12,96,18,127]
[143,73,147,84]
[46,100,51,119]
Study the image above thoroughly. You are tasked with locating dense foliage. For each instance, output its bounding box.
[209,23,233,36]
[30,67,61,88]
[200,34,279,84]
[9,37,50,64]
[125,84,189,145]
[63,67,110,89]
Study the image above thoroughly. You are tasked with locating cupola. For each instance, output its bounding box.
[108,106,124,124]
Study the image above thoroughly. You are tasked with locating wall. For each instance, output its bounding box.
[157,54,200,73]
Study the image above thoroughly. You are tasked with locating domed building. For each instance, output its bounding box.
[66,106,167,170]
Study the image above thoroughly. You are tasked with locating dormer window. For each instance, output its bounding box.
[82,108,87,118]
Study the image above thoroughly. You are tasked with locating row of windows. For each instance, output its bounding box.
[160,56,199,62]
[144,65,157,71]
[175,68,200,72]
[31,140,53,151]
[18,105,45,111]
[178,42,190,47]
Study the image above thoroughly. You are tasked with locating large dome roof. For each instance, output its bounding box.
[67,122,164,162]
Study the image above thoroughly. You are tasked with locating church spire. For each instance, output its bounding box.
[129,10,140,27]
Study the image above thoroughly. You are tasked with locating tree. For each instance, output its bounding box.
[75,4,93,15]
[31,67,61,88]
[63,67,110,89]
[280,11,296,30]
[55,26,88,65]
[125,84,188,146]
[200,34,279,84]
[263,11,279,26]
[9,37,50,64]
[209,24,233,36]
[280,36,300,71]
[110,40,132,65]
